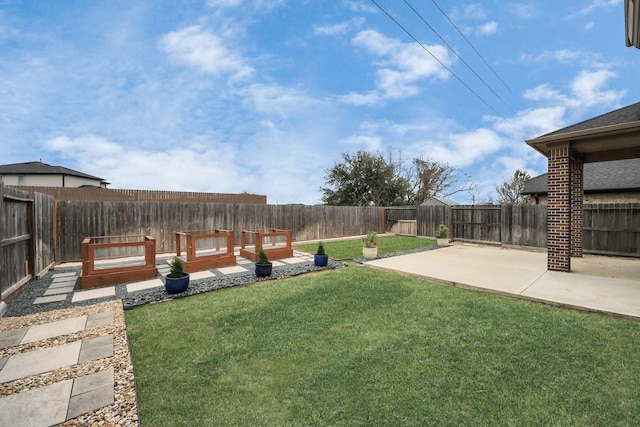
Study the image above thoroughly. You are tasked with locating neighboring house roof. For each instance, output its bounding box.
[421,196,459,206]
[0,161,106,182]
[540,102,640,138]
[522,158,640,195]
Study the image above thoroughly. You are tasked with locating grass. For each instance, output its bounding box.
[293,234,435,259]
[126,266,640,426]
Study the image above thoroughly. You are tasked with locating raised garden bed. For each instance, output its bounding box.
[175,229,236,273]
[80,235,157,289]
[240,228,293,262]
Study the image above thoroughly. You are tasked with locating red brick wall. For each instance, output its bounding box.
[547,144,571,271]
[570,155,584,257]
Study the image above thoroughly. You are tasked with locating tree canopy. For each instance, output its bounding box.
[321,150,475,206]
[321,151,411,206]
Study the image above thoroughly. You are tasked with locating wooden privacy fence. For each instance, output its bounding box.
[55,202,384,262]
[12,186,267,204]
[410,203,636,256]
[584,204,640,256]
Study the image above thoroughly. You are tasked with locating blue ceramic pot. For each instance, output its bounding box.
[255,263,272,277]
[314,254,329,266]
[165,274,190,294]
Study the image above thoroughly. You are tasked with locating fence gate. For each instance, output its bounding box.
[452,205,501,244]
[0,184,34,300]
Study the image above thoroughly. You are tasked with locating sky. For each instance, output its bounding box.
[1,0,638,204]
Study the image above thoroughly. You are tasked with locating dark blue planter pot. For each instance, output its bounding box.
[314,254,329,267]
[165,274,190,294]
[255,263,272,277]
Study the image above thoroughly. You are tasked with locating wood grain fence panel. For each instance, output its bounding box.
[54,202,384,261]
[584,203,640,256]
[1,184,33,298]
[416,205,450,237]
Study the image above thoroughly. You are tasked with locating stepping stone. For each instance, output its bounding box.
[0,328,28,349]
[218,265,249,275]
[236,258,252,265]
[86,311,114,329]
[0,356,8,370]
[0,340,82,383]
[49,280,77,289]
[67,368,115,420]
[190,270,215,280]
[52,276,78,284]
[280,257,306,265]
[44,286,75,296]
[0,379,73,427]
[78,334,113,363]
[34,294,68,305]
[71,287,115,303]
[52,272,77,278]
[271,260,285,267]
[21,316,87,344]
[126,278,163,293]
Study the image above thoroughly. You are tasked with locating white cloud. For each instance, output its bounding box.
[568,69,625,107]
[236,83,320,115]
[159,25,254,81]
[578,0,622,15]
[476,21,498,36]
[314,18,364,36]
[344,29,452,103]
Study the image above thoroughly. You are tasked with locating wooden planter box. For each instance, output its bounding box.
[80,235,157,289]
[175,229,236,273]
[240,228,293,262]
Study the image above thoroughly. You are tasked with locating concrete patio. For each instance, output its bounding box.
[367,244,640,320]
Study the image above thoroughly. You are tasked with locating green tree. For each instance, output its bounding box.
[495,169,532,204]
[321,150,411,206]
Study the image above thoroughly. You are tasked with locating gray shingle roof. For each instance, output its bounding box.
[522,158,640,195]
[0,161,105,181]
[540,102,640,138]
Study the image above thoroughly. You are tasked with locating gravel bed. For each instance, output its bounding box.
[3,259,347,317]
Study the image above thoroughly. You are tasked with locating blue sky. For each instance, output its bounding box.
[1,0,638,204]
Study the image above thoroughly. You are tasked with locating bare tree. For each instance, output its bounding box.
[409,157,476,204]
[495,169,532,204]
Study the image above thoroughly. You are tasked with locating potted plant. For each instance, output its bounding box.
[165,257,190,294]
[255,247,273,277]
[436,224,450,246]
[362,231,378,259]
[314,242,329,266]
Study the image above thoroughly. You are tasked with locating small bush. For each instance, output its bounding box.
[257,248,270,264]
[436,224,449,239]
[168,257,185,278]
[363,231,378,248]
[316,242,326,256]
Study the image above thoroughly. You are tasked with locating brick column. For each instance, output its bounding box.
[547,143,571,272]
[570,154,584,258]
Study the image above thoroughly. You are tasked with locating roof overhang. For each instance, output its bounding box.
[626,0,640,48]
[525,120,640,163]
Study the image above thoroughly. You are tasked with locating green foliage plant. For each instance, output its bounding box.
[257,247,270,265]
[363,231,378,248]
[168,257,186,278]
[316,242,326,255]
[436,224,449,239]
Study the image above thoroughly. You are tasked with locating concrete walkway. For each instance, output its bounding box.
[0,310,115,426]
[367,244,640,319]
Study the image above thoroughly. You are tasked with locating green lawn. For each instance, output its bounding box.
[126,266,640,426]
[293,235,435,259]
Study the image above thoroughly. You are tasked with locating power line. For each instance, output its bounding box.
[403,0,515,114]
[430,0,520,102]
[369,0,505,118]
